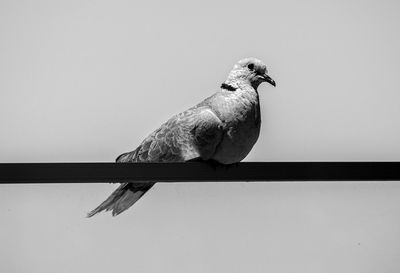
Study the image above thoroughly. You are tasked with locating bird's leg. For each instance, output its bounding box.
[222,162,239,170]
[187,158,224,171]
[205,159,225,170]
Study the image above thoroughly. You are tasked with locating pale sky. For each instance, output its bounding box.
[1,0,400,272]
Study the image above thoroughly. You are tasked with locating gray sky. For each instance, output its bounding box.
[1,0,400,272]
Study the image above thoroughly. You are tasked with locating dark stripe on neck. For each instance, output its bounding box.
[220,83,237,91]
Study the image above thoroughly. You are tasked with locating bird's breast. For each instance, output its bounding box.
[212,90,261,164]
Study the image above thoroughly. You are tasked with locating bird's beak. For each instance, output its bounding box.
[261,73,276,87]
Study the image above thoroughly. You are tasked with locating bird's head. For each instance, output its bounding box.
[225,57,276,90]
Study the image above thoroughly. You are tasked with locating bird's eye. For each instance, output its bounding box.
[247,63,254,70]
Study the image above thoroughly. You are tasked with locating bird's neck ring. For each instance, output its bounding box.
[220,83,237,91]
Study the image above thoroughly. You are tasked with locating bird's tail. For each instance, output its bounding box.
[87,182,154,217]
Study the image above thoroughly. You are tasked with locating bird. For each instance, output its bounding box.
[87,57,276,217]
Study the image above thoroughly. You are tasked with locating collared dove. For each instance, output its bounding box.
[87,57,276,217]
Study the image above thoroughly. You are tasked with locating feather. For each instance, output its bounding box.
[87,183,154,217]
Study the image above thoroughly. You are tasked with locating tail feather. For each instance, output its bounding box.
[87,183,154,217]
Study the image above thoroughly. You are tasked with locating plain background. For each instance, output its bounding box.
[1,0,400,272]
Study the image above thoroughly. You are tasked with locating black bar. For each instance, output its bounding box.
[0,162,399,183]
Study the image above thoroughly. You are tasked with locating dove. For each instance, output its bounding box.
[87,57,276,217]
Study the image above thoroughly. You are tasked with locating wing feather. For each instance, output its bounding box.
[117,105,224,163]
[88,105,225,217]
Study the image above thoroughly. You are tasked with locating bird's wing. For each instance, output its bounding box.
[87,105,224,217]
[116,105,224,163]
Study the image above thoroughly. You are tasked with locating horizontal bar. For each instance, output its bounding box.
[0,162,399,183]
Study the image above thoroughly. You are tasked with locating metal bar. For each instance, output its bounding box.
[0,162,399,183]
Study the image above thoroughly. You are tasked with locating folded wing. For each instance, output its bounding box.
[87,105,224,216]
